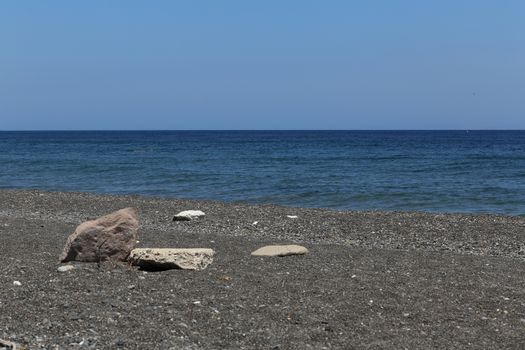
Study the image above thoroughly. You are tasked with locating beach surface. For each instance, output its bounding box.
[1,190,524,349]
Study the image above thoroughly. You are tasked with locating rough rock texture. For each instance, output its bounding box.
[59,208,139,262]
[251,244,308,257]
[129,248,215,270]
[173,210,205,221]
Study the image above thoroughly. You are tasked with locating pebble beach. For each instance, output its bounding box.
[1,189,525,349]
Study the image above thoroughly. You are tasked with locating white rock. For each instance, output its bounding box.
[57,265,76,273]
[286,215,298,219]
[251,245,308,257]
[252,221,258,225]
[173,210,205,221]
[13,281,22,286]
[129,248,215,270]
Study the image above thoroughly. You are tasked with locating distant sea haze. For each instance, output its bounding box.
[0,130,524,216]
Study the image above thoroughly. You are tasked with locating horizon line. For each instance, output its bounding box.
[1,129,525,132]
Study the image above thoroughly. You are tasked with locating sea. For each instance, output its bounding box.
[0,130,524,216]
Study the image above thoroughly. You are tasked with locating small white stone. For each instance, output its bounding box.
[193,301,201,305]
[57,265,75,273]
[252,221,258,225]
[286,215,298,219]
[173,210,205,221]
[351,274,357,278]
[13,281,22,286]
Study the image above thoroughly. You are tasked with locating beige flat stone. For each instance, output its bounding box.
[129,248,215,270]
[251,245,308,257]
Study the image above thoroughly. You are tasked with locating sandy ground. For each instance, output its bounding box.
[1,189,524,349]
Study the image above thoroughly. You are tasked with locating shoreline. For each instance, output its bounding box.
[1,189,525,348]
[1,185,523,218]
[1,189,524,258]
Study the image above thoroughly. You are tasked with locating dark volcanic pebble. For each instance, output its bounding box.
[1,189,525,349]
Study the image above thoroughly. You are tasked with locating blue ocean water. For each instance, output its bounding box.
[0,130,524,215]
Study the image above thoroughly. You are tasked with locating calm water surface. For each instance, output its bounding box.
[0,130,524,215]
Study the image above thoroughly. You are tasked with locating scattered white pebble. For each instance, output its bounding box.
[502,296,510,301]
[138,276,146,280]
[13,281,22,286]
[193,301,201,305]
[57,265,75,273]
[286,215,298,219]
[252,221,258,225]
[403,312,410,317]
[351,275,357,279]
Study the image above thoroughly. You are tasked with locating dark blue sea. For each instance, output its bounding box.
[0,130,524,215]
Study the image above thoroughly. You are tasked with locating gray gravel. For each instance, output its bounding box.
[1,189,525,349]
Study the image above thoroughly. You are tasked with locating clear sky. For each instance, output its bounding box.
[1,1,524,130]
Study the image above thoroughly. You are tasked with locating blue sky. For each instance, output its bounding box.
[1,1,524,130]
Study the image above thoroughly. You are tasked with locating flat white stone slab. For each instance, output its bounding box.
[251,245,308,257]
[173,210,205,221]
[129,248,215,270]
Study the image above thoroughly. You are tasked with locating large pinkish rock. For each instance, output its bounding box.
[60,208,139,263]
